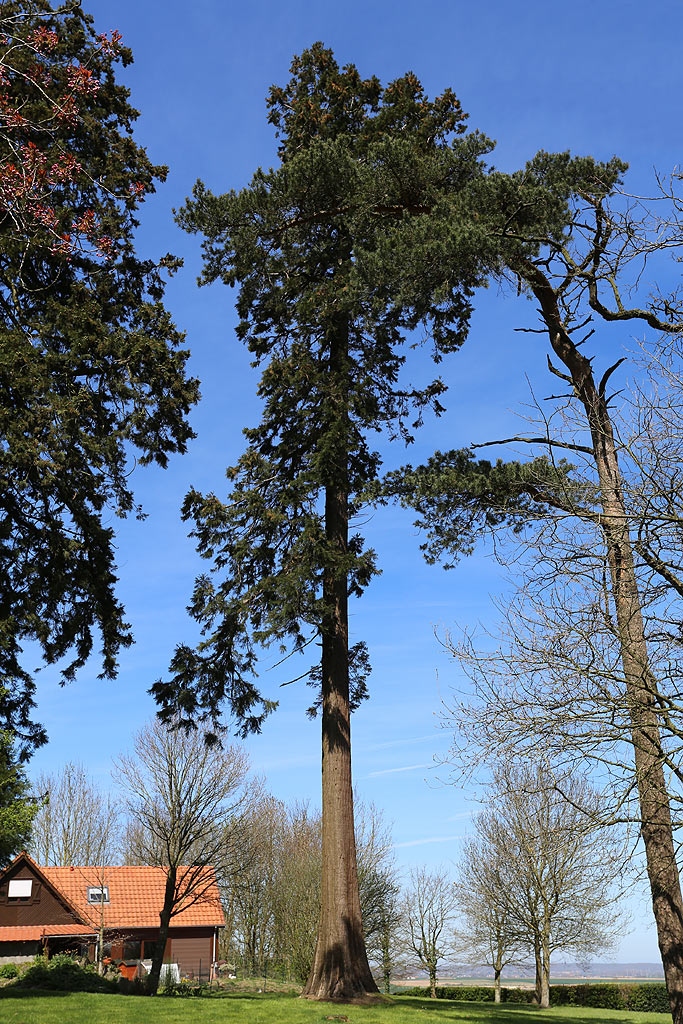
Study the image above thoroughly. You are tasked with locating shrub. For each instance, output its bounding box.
[396,981,668,1012]
[0,963,19,979]
[17,953,115,992]
[395,985,534,1002]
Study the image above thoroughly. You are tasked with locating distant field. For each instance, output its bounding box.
[0,991,672,1024]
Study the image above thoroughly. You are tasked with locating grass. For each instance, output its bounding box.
[0,990,672,1024]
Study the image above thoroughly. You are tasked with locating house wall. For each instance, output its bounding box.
[170,932,214,979]
[0,942,40,965]
[0,863,77,928]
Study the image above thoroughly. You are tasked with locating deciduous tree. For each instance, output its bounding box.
[402,865,457,998]
[378,153,683,1021]
[115,721,250,995]
[459,769,622,1007]
[29,759,119,866]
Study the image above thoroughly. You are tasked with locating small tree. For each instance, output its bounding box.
[29,761,120,866]
[368,884,403,995]
[472,768,622,1008]
[454,827,526,1003]
[403,866,457,998]
[115,721,250,995]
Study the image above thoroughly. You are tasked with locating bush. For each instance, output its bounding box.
[549,983,669,1013]
[17,953,115,993]
[395,985,534,1002]
[396,981,669,1013]
[0,963,19,979]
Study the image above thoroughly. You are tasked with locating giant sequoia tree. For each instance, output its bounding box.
[164,45,490,1000]
[0,1,198,756]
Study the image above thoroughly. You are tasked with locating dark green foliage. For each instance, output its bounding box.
[17,954,115,992]
[550,983,669,1013]
[378,451,582,568]
[395,985,533,1002]
[0,3,198,755]
[396,983,669,1012]
[0,963,19,979]
[158,44,492,733]
[160,979,209,997]
[0,727,37,865]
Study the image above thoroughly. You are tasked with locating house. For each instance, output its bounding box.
[0,852,224,980]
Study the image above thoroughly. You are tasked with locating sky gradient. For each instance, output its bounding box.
[25,0,683,963]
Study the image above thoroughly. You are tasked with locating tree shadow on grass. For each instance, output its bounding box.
[0,987,74,999]
[392,997,660,1024]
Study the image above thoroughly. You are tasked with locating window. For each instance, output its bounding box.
[87,886,109,904]
[8,879,32,900]
[122,939,142,961]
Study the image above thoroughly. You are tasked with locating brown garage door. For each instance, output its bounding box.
[172,936,212,980]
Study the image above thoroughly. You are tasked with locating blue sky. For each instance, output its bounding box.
[25,0,683,962]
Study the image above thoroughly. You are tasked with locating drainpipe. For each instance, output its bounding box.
[212,928,217,981]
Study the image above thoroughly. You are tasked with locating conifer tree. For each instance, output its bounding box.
[166,44,491,1000]
[0,1,198,755]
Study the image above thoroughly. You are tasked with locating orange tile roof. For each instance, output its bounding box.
[41,866,224,930]
[0,924,96,941]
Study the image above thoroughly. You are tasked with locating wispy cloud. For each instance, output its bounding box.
[366,762,433,778]
[393,834,468,849]
[444,811,474,822]
[364,733,446,752]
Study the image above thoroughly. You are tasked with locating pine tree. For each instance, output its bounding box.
[163,43,491,1001]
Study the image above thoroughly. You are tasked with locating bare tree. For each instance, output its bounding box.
[368,884,403,995]
[114,720,250,995]
[454,829,526,1002]
[221,793,400,986]
[29,761,120,866]
[225,787,284,978]
[402,865,457,998]
[383,161,683,1021]
[467,769,623,1007]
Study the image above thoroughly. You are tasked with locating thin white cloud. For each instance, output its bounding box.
[366,762,433,778]
[365,733,446,752]
[444,811,474,822]
[393,834,468,849]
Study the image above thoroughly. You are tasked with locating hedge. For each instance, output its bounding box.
[395,982,669,1012]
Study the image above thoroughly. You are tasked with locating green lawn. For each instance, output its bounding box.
[0,991,672,1024]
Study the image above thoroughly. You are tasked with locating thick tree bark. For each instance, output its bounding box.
[522,261,683,1024]
[303,325,377,1002]
[429,963,437,998]
[494,965,502,1003]
[147,867,176,995]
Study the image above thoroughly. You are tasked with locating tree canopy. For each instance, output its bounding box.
[0,1,198,756]
[0,726,36,866]
[165,43,498,1000]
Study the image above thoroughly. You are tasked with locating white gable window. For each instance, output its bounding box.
[8,879,32,898]
[87,886,109,904]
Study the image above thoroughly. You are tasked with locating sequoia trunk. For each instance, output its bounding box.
[302,324,377,1002]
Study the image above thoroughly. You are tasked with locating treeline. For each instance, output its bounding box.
[23,722,625,998]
